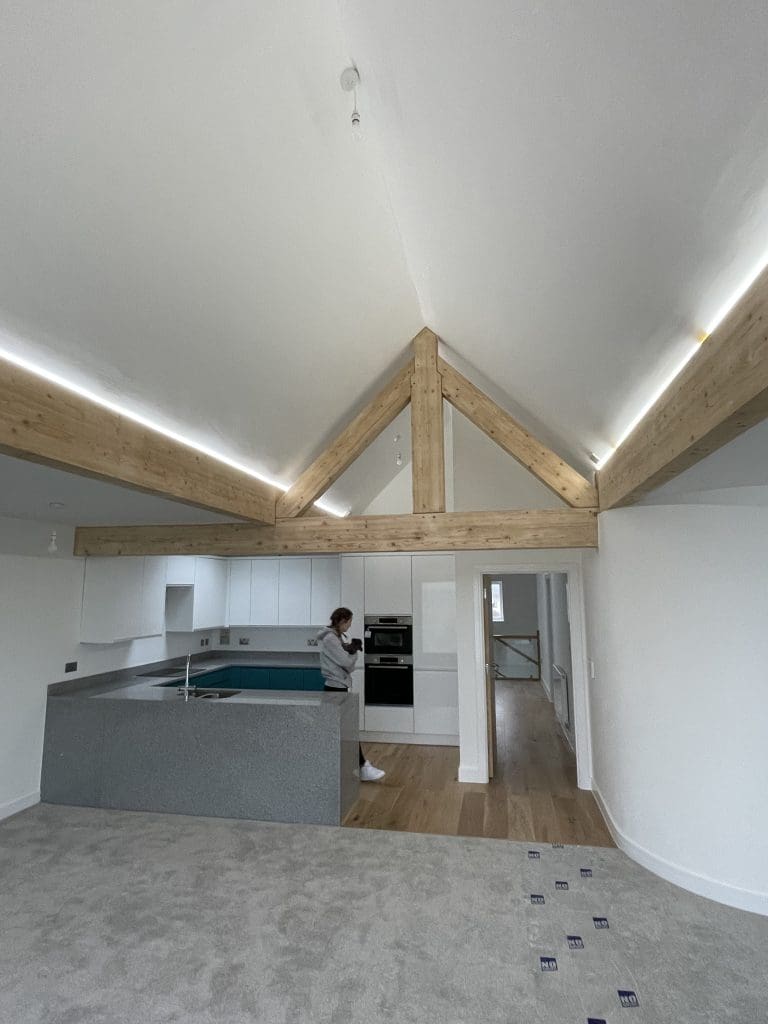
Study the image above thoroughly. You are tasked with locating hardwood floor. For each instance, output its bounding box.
[343,678,614,847]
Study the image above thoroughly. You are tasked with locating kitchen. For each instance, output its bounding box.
[40,550,458,826]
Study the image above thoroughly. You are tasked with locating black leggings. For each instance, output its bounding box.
[324,685,365,766]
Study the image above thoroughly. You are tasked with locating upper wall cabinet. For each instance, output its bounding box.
[411,554,457,670]
[363,555,412,614]
[165,555,196,586]
[340,555,365,623]
[81,556,167,643]
[165,557,228,632]
[310,557,341,626]
[229,557,340,627]
[278,558,311,625]
[250,559,280,625]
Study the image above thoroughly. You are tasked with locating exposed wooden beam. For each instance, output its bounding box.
[411,328,445,513]
[598,266,768,509]
[275,360,413,519]
[74,508,597,556]
[0,358,277,523]
[439,358,598,508]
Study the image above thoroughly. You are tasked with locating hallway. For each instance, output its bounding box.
[344,679,613,846]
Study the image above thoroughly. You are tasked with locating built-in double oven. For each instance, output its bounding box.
[363,615,413,707]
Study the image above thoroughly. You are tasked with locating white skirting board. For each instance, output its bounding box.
[457,763,486,783]
[0,791,40,822]
[592,784,768,917]
[361,732,458,747]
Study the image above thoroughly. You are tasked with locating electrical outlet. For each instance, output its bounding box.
[65,661,77,673]
[306,638,318,646]
[239,637,250,646]
[219,629,231,645]
[200,638,207,647]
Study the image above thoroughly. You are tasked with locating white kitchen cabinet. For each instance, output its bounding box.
[364,705,414,734]
[363,554,412,614]
[413,670,459,736]
[227,559,252,625]
[165,557,228,631]
[193,557,228,629]
[349,667,366,732]
[165,556,196,586]
[250,559,279,625]
[142,557,168,638]
[310,557,340,625]
[81,556,167,643]
[341,555,365,620]
[412,554,457,670]
[278,558,311,625]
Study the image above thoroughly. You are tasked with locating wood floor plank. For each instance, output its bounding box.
[344,679,614,848]
[457,792,487,837]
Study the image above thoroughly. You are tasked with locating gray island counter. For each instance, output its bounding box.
[41,655,359,825]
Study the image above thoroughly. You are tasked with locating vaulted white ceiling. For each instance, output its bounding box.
[2,1,768,521]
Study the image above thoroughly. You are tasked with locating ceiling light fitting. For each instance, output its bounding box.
[340,66,362,140]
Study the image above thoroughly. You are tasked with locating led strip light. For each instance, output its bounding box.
[0,342,348,518]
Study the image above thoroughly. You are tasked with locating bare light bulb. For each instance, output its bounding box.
[351,107,363,141]
[47,530,58,554]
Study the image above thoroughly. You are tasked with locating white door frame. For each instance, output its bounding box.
[457,551,593,789]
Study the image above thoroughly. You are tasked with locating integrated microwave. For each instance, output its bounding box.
[363,615,413,657]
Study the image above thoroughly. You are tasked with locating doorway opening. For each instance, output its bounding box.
[483,572,574,779]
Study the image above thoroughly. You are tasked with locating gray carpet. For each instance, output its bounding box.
[0,804,765,1023]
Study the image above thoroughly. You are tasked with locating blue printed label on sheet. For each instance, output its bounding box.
[530,894,545,904]
[528,850,540,859]
[580,868,593,877]
[618,990,639,1007]
[555,880,569,890]
[567,935,584,949]
[540,957,558,972]
[593,917,609,929]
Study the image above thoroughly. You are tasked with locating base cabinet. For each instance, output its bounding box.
[413,670,459,735]
[364,705,414,734]
[349,668,365,731]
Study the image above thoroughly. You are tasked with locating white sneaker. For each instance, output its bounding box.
[359,761,385,782]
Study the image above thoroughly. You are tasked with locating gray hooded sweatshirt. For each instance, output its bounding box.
[317,627,358,689]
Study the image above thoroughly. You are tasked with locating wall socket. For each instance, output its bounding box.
[306,638,318,647]
[200,638,210,647]
[219,629,230,645]
[239,637,250,645]
[65,661,78,673]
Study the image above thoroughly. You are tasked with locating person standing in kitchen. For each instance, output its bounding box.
[317,607,385,782]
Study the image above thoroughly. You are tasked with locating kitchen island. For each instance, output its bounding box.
[41,656,359,825]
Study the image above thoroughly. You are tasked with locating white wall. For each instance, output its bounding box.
[0,517,213,820]
[583,505,768,914]
[455,549,590,785]
[452,412,566,512]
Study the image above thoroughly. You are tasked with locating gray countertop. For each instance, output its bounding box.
[47,651,349,709]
